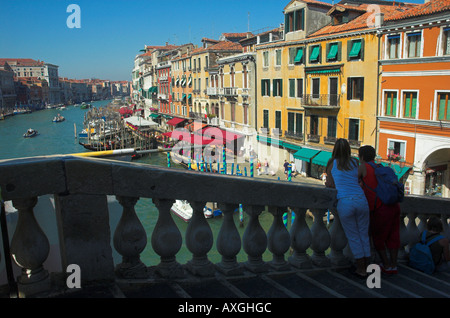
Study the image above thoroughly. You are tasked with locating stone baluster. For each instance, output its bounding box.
[328,209,350,266]
[113,196,148,278]
[417,214,428,234]
[267,206,290,270]
[398,213,409,261]
[10,197,50,297]
[185,201,215,276]
[406,212,420,251]
[288,207,312,269]
[216,203,243,275]
[151,198,184,278]
[310,208,331,267]
[243,205,268,273]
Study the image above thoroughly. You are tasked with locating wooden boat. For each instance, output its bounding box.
[23,128,38,138]
[79,141,112,151]
[80,102,92,109]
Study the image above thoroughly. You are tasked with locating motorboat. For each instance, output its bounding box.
[52,114,65,122]
[23,128,38,138]
[170,200,213,222]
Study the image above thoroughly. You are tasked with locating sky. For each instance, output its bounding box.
[0,0,427,82]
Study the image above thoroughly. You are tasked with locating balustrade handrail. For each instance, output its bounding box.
[0,155,449,297]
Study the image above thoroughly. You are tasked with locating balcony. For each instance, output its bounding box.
[1,156,450,298]
[206,87,219,96]
[302,94,340,109]
[307,134,320,143]
[220,87,238,97]
[284,130,304,141]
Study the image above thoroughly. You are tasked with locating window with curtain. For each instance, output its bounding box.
[437,92,450,121]
[407,32,421,58]
[384,91,397,116]
[403,91,417,118]
[387,34,400,59]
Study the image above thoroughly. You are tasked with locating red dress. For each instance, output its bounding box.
[362,162,401,251]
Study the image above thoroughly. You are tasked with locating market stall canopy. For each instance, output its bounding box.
[124,116,158,128]
[167,117,187,126]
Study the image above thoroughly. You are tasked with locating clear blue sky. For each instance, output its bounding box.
[0,0,426,81]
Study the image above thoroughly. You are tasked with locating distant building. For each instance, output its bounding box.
[0,62,17,111]
[0,58,61,104]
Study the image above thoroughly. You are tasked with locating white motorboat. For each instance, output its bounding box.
[170,200,213,222]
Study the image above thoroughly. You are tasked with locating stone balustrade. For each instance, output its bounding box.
[0,155,449,297]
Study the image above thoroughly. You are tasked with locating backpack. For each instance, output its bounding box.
[409,231,444,274]
[365,161,405,206]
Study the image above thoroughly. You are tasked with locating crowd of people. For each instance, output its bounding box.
[324,138,449,277]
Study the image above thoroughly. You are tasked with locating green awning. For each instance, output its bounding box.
[327,43,338,60]
[188,94,192,99]
[149,113,160,118]
[271,138,283,146]
[381,162,410,180]
[283,142,302,152]
[294,48,304,63]
[182,94,186,101]
[293,148,320,162]
[311,151,332,167]
[349,40,361,58]
[310,46,320,62]
[305,68,340,75]
[257,135,271,144]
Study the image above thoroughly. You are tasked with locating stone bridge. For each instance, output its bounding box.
[0,155,449,299]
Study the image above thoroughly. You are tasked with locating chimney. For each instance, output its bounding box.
[375,12,384,28]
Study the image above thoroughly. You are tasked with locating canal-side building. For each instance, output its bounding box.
[377,0,450,197]
[0,62,17,112]
[191,38,243,121]
[255,0,333,176]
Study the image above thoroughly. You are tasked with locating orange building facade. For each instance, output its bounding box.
[378,1,450,197]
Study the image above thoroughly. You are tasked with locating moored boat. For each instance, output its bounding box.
[170,200,214,222]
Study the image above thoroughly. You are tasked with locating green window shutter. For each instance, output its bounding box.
[288,113,294,131]
[438,94,446,120]
[386,94,392,115]
[310,46,320,62]
[349,40,362,58]
[293,10,297,32]
[404,94,411,117]
[327,43,338,60]
[296,113,303,133]
[285,14,290,34]
[411,93,417,118]
[294,48,303,63]
[301,9,305,30]
[359,77,364,101]
[360,38,365,61]
[337,42,342,61]
[392,93,397,115]
[261,79,265,96]
[289,79,295,97]
[347,78,352,100]
[280,79,283,97]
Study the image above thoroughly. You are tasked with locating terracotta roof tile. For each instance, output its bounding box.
[386,0,450,21]
[309,4,409,37]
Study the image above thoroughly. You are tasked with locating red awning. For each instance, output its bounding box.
[195,127,244,143]
[119,107,133,115]
[167,117,186,126]
[163,131,222,145]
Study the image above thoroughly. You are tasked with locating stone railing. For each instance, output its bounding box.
[0,155,449,297]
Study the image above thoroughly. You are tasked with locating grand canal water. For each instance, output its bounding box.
[0,101,282,267]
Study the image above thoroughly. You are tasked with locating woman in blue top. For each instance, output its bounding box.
[325,138,370,278]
